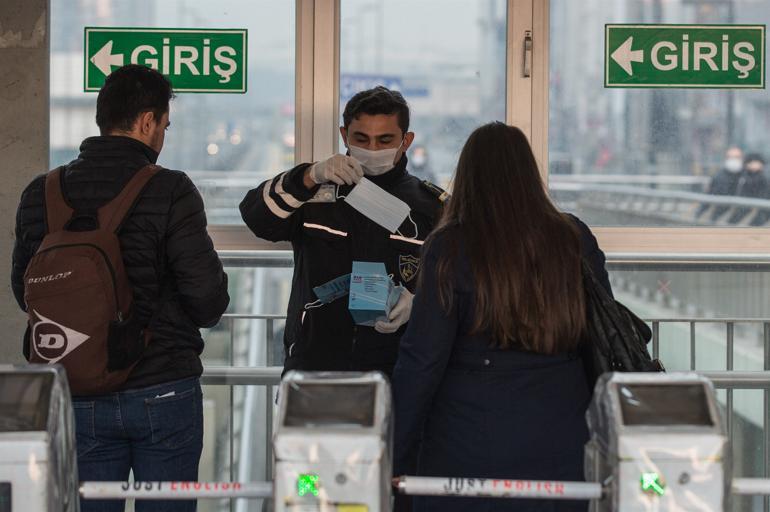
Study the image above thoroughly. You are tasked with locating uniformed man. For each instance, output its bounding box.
[240,86,444,376]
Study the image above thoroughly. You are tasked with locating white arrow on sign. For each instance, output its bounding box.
[90,40,124,77]
[611,36,644,76]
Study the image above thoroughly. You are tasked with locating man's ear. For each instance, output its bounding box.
[339,126,348,147]
[402,131,415,151]
[137,111,156,136]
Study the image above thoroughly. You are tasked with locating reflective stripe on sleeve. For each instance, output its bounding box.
[275,172,304,209]
[389,234,424,246]
[303,223,348,237]
[262,176,292,219]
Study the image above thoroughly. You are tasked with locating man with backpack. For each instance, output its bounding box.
[11,64,229,512]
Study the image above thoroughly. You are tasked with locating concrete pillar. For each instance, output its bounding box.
[0,0,48,364]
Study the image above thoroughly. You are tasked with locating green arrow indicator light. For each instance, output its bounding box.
[297,474,320,497]
[641,472,666,496]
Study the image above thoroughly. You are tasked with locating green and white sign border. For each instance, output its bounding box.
[604,23,766,89]
[84,27,248,93]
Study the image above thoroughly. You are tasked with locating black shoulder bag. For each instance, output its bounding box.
[581,260,665,388]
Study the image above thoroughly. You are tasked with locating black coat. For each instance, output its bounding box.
[709,168,742,196]
[392,216,610,512]
[735,170,769,199]
[12,136,229,390]
[240,155,442,376]
[730,171,770,225]
[699,168,742,221]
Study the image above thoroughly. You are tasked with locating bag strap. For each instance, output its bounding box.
[44,166,74,234]
[98,164,161,233]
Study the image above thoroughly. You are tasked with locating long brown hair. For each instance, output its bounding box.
[428,122,585,354]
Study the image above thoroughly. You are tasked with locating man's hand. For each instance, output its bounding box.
[306,154,364,188]
[375,288,415,334]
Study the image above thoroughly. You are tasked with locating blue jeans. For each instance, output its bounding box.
[73,377,203,512]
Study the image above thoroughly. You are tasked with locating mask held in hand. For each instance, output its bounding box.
[345,178,411,234]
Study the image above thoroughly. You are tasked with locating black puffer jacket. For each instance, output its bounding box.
[11,136,229,390]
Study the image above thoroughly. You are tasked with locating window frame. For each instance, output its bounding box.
[210,0,334,251]
[529,0,770,257]
[209,0,770,258]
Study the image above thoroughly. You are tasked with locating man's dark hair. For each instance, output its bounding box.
[96,64,174,134]
[745,153,766,166]
[342,86,410,134]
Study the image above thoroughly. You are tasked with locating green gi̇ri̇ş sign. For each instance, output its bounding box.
[84,27,247,93]
[605,24,765,88]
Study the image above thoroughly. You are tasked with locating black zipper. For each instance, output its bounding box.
[36,243,122,320]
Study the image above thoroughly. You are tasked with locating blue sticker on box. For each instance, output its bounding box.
[348,261,402,326]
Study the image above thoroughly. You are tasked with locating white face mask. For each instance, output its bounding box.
[348,140,403,176]
[725,157,743,173]
[345,177,411,233]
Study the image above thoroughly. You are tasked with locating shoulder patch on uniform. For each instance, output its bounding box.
[399,254,420,283]
[419,180,450,203]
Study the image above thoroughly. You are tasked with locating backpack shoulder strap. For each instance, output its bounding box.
[98,164,162,233]
[44,167,74,233]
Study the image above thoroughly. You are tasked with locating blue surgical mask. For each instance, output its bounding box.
[306,274,351,309]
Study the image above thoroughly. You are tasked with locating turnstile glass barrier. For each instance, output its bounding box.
[0,365,78,512]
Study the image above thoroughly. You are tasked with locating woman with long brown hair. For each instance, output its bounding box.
[392,122,612,511]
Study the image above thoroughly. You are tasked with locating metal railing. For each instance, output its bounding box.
[201,312,770,511]
[196,172,770,226]
[648,317,770,512]
[550,182,770,226]
[220,250,770,271]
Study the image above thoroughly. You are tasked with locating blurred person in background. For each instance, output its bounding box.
[697,145,744,221]
[409,144,438,184]
[730,154,769,226]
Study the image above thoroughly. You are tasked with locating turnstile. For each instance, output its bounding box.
[273,371,392,512]
[1,366,767,512]
[585,372,729,511]
[0,365,79,512]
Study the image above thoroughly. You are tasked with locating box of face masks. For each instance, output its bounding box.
[348,261,402,326]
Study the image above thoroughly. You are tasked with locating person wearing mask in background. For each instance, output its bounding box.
[392,122,611,512]
[697,145,744,221]
[240,86,444,377]
[12,65,230,512]
[731,154,769,226]
[409,144,438,184]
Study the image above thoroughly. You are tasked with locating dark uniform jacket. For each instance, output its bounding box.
[392,216,610,512]
[12,136,229,391]
[240,155,442,376]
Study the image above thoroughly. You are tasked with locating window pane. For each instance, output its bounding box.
[50,0,295,225]
[339,0,507,187]
[549,1,770,227]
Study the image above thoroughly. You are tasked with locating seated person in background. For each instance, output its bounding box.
[730,154,769,226]
[392,122,611,512]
